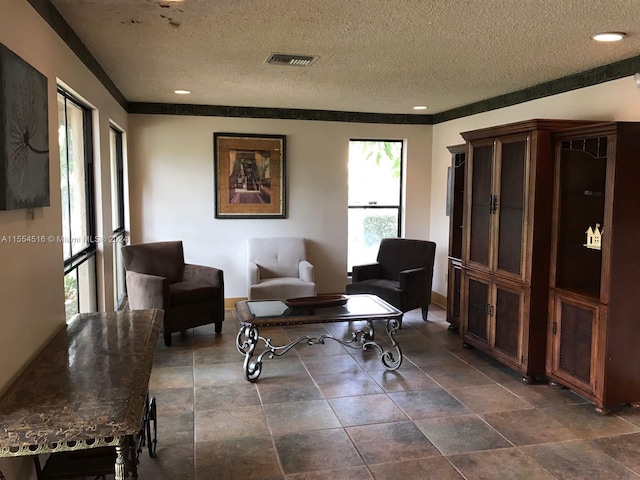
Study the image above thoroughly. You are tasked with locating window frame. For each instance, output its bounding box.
[109,125,127,309]
[347,138,404,274]
[58,87,97,318]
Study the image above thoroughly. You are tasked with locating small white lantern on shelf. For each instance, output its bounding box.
[585,223,603,250]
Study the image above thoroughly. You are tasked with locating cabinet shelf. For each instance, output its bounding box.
[553,285,600,301]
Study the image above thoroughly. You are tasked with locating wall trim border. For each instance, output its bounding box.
[127,102,433,124]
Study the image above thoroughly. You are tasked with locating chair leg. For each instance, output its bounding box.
[422,306,429,321]
[215,321,223,334]
[164,333,172,347]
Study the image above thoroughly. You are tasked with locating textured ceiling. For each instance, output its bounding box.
[48,0,640,115]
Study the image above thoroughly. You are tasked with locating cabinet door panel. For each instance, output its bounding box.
[465,275,489,344]
[496,140,526,278]
[493,284,523,360]
[447,260,462,328]
[549,293,599,394]
[558,301,594,383]
[468,145,493,268]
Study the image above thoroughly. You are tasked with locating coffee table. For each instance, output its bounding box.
[235,294,403,382]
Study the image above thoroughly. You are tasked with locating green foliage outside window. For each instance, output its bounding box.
[364,215,397,246]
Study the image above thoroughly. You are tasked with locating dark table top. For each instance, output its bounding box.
[236,294,403,327]
[0,310,162,455]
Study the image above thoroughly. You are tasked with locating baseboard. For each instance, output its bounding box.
[225,297,246,309]
[431,291,447,309]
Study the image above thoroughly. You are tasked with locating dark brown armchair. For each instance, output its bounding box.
[346,238,436,320]
[122,241,224,346]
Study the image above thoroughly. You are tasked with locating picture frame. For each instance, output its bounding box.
[0,43,50,210]
[213,132,286,218]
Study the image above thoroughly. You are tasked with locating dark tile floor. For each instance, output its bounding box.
[138,305,640,479]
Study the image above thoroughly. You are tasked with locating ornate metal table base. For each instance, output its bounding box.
[236,318,402,382]
[30,394,157,480]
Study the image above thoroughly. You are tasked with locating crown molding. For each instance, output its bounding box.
[127,102,433,124]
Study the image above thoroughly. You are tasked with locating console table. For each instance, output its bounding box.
[0,310,162,480]
[236,294,403,382]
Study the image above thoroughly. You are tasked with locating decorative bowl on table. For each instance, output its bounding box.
[284,294,348,308]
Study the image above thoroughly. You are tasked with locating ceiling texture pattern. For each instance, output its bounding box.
[47,0,640,116]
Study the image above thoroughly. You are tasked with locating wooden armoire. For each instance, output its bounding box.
[546,122,640,413]
[458,119,593,383]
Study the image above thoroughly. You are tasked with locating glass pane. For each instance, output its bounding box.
[348,141,401,206]
[247,295,398,319]
[113,233,126,306]
[64,269,78,322]
[78,256,97,314]
[496,141,525,274]
[348,208,399,272]
[555,140,607,299]
[57,93,71,260]
[469,145,493,266]
[110,128,122,231]
[66,101,89,255]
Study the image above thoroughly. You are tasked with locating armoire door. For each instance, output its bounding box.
[462,270,491,349]
[491,279,526,368]
[493,137,529,282]
[466,142,494,272]
[548,291,603,396]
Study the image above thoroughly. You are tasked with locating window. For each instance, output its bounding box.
[348,140,403,273]
[58,89,97,321]
[110,126,127,308]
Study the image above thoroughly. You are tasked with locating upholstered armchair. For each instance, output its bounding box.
[122,241,225,346]
[247,237,316,300]
[346,238,436,320]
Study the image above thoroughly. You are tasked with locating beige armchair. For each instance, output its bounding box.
[122,241,225,346]
[247,237,316,300]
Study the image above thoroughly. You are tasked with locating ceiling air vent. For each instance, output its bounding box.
[265,53,319,67]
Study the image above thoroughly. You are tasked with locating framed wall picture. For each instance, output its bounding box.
[0,43,49,210]
[213,133,286,218]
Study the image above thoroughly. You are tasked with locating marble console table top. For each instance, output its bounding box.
[0,309,162,456]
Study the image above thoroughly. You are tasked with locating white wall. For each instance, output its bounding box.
[429,76,640,297]
[0,2,127,477]
[128,115,433,297]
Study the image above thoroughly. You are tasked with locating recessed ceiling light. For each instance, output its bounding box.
[174,89,191,95]
[413,105,428,110]
[592,32,626,42]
